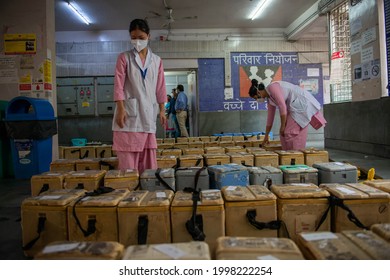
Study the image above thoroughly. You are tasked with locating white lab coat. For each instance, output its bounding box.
[112,48,161,133]
[266,81,321,128]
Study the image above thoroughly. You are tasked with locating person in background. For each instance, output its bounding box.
[175,84,189,137]
[248,79,327,150]
[112,18,167,174]
[168,88,180,138]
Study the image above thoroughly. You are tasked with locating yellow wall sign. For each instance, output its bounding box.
[4,33,36,55]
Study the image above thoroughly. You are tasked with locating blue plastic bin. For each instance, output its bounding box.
[5,97,56,179]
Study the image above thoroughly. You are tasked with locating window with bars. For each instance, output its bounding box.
[330,1,352,102]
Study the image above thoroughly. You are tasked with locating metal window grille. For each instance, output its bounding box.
[330,1,352,102]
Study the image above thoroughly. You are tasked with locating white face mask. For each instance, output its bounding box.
[131,39,148,52]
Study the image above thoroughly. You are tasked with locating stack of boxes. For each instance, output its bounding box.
[20,136,390,259]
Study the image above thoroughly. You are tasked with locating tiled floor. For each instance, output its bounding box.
[0,148,389,260]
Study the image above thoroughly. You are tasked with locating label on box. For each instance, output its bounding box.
[335,186,357,194]
[301,232,338,241]
[153,244,187,259]
[42,242,85,254]
[39,195,62,200]
[257,255,279,260]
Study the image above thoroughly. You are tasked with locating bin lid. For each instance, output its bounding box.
[5,96,55,121]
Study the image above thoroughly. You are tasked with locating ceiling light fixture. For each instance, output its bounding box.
[249,0,272,20]
[66,1,90,25]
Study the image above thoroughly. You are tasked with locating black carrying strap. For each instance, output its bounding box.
[137,215,149,244]
[246,210,281,230]
[155,168,175,192]
[80,150,89,159]
[72,186,115,237]
[263,178,273,190]
[38,183,49,195]
[99,149,105,158]
[22,216,46,250]
[100,160,115,170]
[319,195,369,230]
[184,166,207,241]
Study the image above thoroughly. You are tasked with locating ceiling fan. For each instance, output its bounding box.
[148,0,198,38]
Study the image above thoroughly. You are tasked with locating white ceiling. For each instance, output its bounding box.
[55,0,328,40]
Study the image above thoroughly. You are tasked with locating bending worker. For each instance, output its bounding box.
[248,79,327,150]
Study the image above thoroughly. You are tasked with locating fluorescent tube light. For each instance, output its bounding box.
[249,0,271,20]
[67,1,90,25]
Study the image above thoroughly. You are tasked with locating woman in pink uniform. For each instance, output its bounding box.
[249,79,326,150]
[112,19,167,174]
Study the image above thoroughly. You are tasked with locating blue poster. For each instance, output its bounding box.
[198,52,323,112]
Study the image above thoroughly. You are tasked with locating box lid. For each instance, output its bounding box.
[275,150,304,156]
[342,230,390,259]
[122,241,210,260]
[207,163,248,173]
[140,168,175,179]
[50,159,75,166]
[65,170,106,180]
[204,153,229,160]
[313,162,357,171]
[222,185,276,201]
[34,241,124,260]
[301,148,329,156]
[22,189,86,206]
[75,189,128,207]
[247,166,282,175]
[104,169,139,179]
[175,167,209,177]
[31,171,69,180]
[171,190,223,206]
[279,165,318,174]
[118,190,174,207]
[363,180,390,193]
[320,183,389,199]
[252,151,278,157]
[271,184,330,199]
[216,236,304,259]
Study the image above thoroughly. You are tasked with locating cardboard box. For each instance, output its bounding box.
[117,190,174,246]
[171,190,225,256]
[161,148,182,157]
[182,148,204,156]
[31,171,68,196]
[104,169,139,190]
[99,157,119,171]
[204,154,230,166]
[222,185,278,238]
[319,183,390,232]
[63,146,96,160]
[275,150,305,165]
[301,148,329,167]
[370,223,390,242]
[21,189,86,257]
[67,189,128,242]
[34,241,124,260]
[271,184,331,242]
[216,236,305,260]
[95,145,112,158]
[342,230,390,259]
[64,170,106,191]
[122,242,211,260]
[75,158,101,171]
[178,155,204,168]
[50,159,75,172]
[253,151,279,167]
[296,231,372,260]
[227,152,254,166]
[204,147,225,154]
[156,155,177,169]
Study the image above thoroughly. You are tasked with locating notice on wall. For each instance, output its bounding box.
[351,39,361,55]
[361,27,377,46]
[0,55,18,83]
[361,46,374,63]
[4,33,37,55]
[307,68,319,77]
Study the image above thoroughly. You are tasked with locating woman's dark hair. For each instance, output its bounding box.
[129,19,150,34]
[248,79,265,97]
